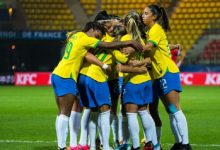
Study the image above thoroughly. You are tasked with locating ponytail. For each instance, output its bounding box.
[160,7,170,32]
[148,4,171,32]
[125,11,145,42]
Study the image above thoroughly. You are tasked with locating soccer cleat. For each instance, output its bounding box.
[143,141,153,150]
[180,144,192,150]
[115,143,131,150]
[141,138,146,144]
[69,146,79,150]
[131,147,140,150]
[77,144,90,150]
[58,147,67,150]
[170,143,182,150]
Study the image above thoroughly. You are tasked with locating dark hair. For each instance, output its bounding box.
[109,14,121,21]
[148,4,170,32]
[94,10,111,22]
[82,21,106,35]
[112,25,127,37]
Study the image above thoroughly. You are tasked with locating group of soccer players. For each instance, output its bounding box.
[51,4,191,150]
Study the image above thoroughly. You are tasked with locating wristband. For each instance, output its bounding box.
[102,64,108,70]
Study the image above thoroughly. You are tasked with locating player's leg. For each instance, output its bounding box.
[78,108,91,148]
[57,94,76,150]
[149,99,162,143]
[159,72,191,150]
[51,74,77,150]
[138,81,160,150]
[69,97,83,149]
[98,105,111,150]
[89,108,99,150]
[125,103,140,149]
[108,79,120,147]
[139,105,160,150]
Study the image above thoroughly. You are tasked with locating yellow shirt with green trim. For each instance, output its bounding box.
[80,34,128,82]
[146,23,179,79]
[121,34,151,84]
[52,32,100,82]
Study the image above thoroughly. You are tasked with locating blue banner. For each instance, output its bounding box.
[0,31,67,40]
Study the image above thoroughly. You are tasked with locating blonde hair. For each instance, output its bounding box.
[125,11,143,42]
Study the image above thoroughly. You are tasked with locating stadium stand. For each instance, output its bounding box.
[101,0,158,16]
[18,0,79,30]
[168,0,220,53]
[80,0,97,16]
[203,40,220,64]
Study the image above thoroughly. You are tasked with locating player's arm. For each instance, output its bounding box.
[116,63,147,74]
[142,42,154,52]
[97,40,143,51]
[128,57,151,67]
[169,44,181,50]
[177,51,186,67]
[84,52,111,71]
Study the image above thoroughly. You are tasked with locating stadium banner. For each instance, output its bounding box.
[180,72,220,86]
[13,72,220,86]
[0,31,66,40]
[0,74,14,85]
[15,72,51,86]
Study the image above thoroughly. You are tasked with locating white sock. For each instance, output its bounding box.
[173,110,189,144]
[56,114,69,148]
[111,114,119,142]
[79,109,91,145]
[69,111,81,147]
[156,127,162,143]
[127,112,140,149]
[169,113,182,143]
[122,116,130,144]
[89,112,99,150]
[138,110,158,146]
[98,110,111,150]
[118,112,123,142]
[55,115,59,132]
[98,114,103,145]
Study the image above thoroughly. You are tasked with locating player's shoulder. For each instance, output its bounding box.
[121,34,131,41]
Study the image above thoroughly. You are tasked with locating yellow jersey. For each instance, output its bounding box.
[146,23,179,79]
[121,34,151,84]
[52,32,100,82]
[80,34,128,82]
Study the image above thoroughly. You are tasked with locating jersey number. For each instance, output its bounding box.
[63,42,73,60]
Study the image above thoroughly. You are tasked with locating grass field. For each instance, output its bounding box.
[0,86,220,150]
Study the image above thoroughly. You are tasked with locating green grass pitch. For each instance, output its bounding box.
[0,86,220,150]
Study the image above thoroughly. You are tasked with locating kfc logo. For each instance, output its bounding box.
[15,73,37,85]
[180,73,193,85]
[205,73,220,85]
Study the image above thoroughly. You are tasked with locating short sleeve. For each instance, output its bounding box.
[112,50,128,64]
[82,35,101,49]
[147,25,162,47]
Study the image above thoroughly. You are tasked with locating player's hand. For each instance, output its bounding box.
[145,57,151,65]
[122,47,135,55]
[137,65,148,73]
[106,65,112,72]
[130,40,143,51]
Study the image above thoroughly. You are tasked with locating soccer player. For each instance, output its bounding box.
[119,11,159,150]
[141,4,192,150]
[51,21,143,150]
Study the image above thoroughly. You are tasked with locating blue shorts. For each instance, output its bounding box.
[108,77,123,99]
[51,74,78,97]
[153,71,182,100]
[122,80,153,105]
[78,74,111,108]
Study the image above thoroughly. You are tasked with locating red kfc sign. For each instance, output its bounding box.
[15,72,51,86]
[180,72,220,86]
[14,72,220,86]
